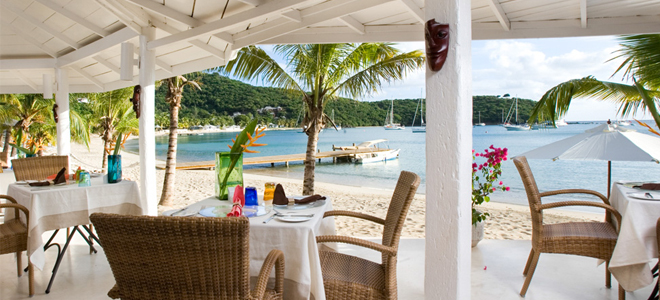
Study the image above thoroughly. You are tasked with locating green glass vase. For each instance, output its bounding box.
[215,152,243,200]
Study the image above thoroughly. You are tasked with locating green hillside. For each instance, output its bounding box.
[155,73,536,128]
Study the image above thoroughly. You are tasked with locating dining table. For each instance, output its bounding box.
[5,177,143,293]
[608,182,660,292]
[171,196,336,300]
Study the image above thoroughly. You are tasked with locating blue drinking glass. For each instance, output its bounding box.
[245,187,258,206]
[107,155,122,183]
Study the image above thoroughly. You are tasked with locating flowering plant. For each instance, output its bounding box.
[218,119,266,198]
[472,145,510,225]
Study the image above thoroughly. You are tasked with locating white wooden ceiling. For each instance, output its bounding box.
[0,0,659,94]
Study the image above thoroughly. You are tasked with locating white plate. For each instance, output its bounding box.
[273,197,325,210]
[199,204,234,217]
[275,215,313,222]
[90,173,102,178]
[629,192,660,200]
[14,181,28,185]
[162,207,202,216]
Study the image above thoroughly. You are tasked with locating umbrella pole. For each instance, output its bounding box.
[607,161,611,199]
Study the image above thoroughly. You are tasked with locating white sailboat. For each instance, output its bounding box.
[331,109,341,130]
[411,96,426,133]
[503,97,530,131]
[474,111,486,126]
[384,99,405,130]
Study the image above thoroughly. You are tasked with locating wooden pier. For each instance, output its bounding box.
[156,148,389,170]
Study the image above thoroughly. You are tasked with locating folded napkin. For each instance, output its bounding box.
[227,185,244,217]
[636,183,660,190]
[29,181,51,186]
[272,184,326,205]
[53,167,67,185]
[47,169,69,181]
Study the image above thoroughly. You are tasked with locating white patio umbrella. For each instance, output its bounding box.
[517,123,660,196]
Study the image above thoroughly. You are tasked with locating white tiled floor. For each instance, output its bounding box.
[1,234,656,299]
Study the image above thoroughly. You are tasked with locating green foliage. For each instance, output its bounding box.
[155,73,534,127]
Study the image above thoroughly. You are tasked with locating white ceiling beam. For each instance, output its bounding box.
[0,20,58,57]
[127,0,203,28]
[131,46,172,73]
[281,9,302,22]
[580,0,588,28]
[70,66,104,88]
[0,58,56,70]
[397,0,424,24]
[234,0,391,49]
[93,0,141,33]
[150,19,227,61]
[14,71,38,91]
[237,0,265,7]
[339,15,365,34]
[57,27,138,67]
[112,0,151,28]
[148,0,308,50]
[2,2,83,49]
[34,0,110,37]
[263,24,423,44]
[93,55,121,73]
[487,0,511,31]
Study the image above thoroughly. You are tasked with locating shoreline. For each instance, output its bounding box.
[70,135,605,240]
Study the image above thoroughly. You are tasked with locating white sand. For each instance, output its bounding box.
[69,135,604,240]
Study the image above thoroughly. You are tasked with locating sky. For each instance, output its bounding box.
[253,36,649,122]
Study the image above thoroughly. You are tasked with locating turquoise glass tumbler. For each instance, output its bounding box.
[107,155,122,183]
[78,171,91,187]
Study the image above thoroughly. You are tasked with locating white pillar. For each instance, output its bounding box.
[55,68,71,170]
[425,0,472,299]
[139,26,157,216]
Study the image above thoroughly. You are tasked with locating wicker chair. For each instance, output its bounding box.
[0,195,33,296]
[90,213,285,300]
[513,156,623,298]
[11,155,69,181]
[316,170,420,300]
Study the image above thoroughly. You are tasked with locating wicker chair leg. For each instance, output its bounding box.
[618,284,625,300]
[16,250,23,277]
[606,261,611,288]
[28,259,34,297]
[520,251,541,297]
[522,248,535,276]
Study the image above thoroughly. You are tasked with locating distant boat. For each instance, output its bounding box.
[349,139,400,164]
[411,95,426,133]
[503,97,530,131]
[384,99,405,130]
[555,119,568,126]
[474,111,486,126]
[617,120,633,126]
[331,109,341,130]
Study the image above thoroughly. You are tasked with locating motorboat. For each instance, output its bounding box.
[342,139,401,164]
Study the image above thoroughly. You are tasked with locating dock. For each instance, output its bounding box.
[156,148,390,170]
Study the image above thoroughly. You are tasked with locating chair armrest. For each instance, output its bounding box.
[252,249,285,300]
[316,235,397,256]
[539,189,610,205]
[323,210,386,225]
[0,202,29,223]
[1,195,18,204]
[538,201,622,231]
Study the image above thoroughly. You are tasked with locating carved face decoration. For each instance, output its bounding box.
[425,19,450,71]
[131,85,141,118]
[52,104,59,123]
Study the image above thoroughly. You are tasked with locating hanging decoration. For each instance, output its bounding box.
[130,85,141,118]
[425,19,450,72]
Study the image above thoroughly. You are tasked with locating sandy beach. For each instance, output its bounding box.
[69,135,604,240]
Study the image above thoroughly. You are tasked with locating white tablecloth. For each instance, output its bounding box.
[185,197,336,300]
[6,178,142,270]
[609,183,660,291]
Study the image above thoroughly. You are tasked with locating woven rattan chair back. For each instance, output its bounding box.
[381,171,420,270]
[513,156,544,245]
[11,155,69,181]
[90,214,252,300]
[0,195,33,296]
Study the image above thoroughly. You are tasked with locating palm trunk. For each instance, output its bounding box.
[159,102,180,206]
[101,130,112,170]
[302,106,323,195]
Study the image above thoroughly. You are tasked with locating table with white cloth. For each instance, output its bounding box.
[181,197,336,300]
[5,178,142,292]
[609,183,660,291]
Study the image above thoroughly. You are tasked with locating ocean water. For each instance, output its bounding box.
[125,124,660,210]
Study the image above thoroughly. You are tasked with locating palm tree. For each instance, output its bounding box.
[529,34,660,132]
[159,75,201,207]
[84,88,139,169]
[220,43,425,194]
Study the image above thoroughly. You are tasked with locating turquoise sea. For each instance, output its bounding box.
[125,123,660,210]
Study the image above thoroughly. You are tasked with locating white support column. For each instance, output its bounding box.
[139,26,157,216]
[55,68,71,170]
[425,0,472,299]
